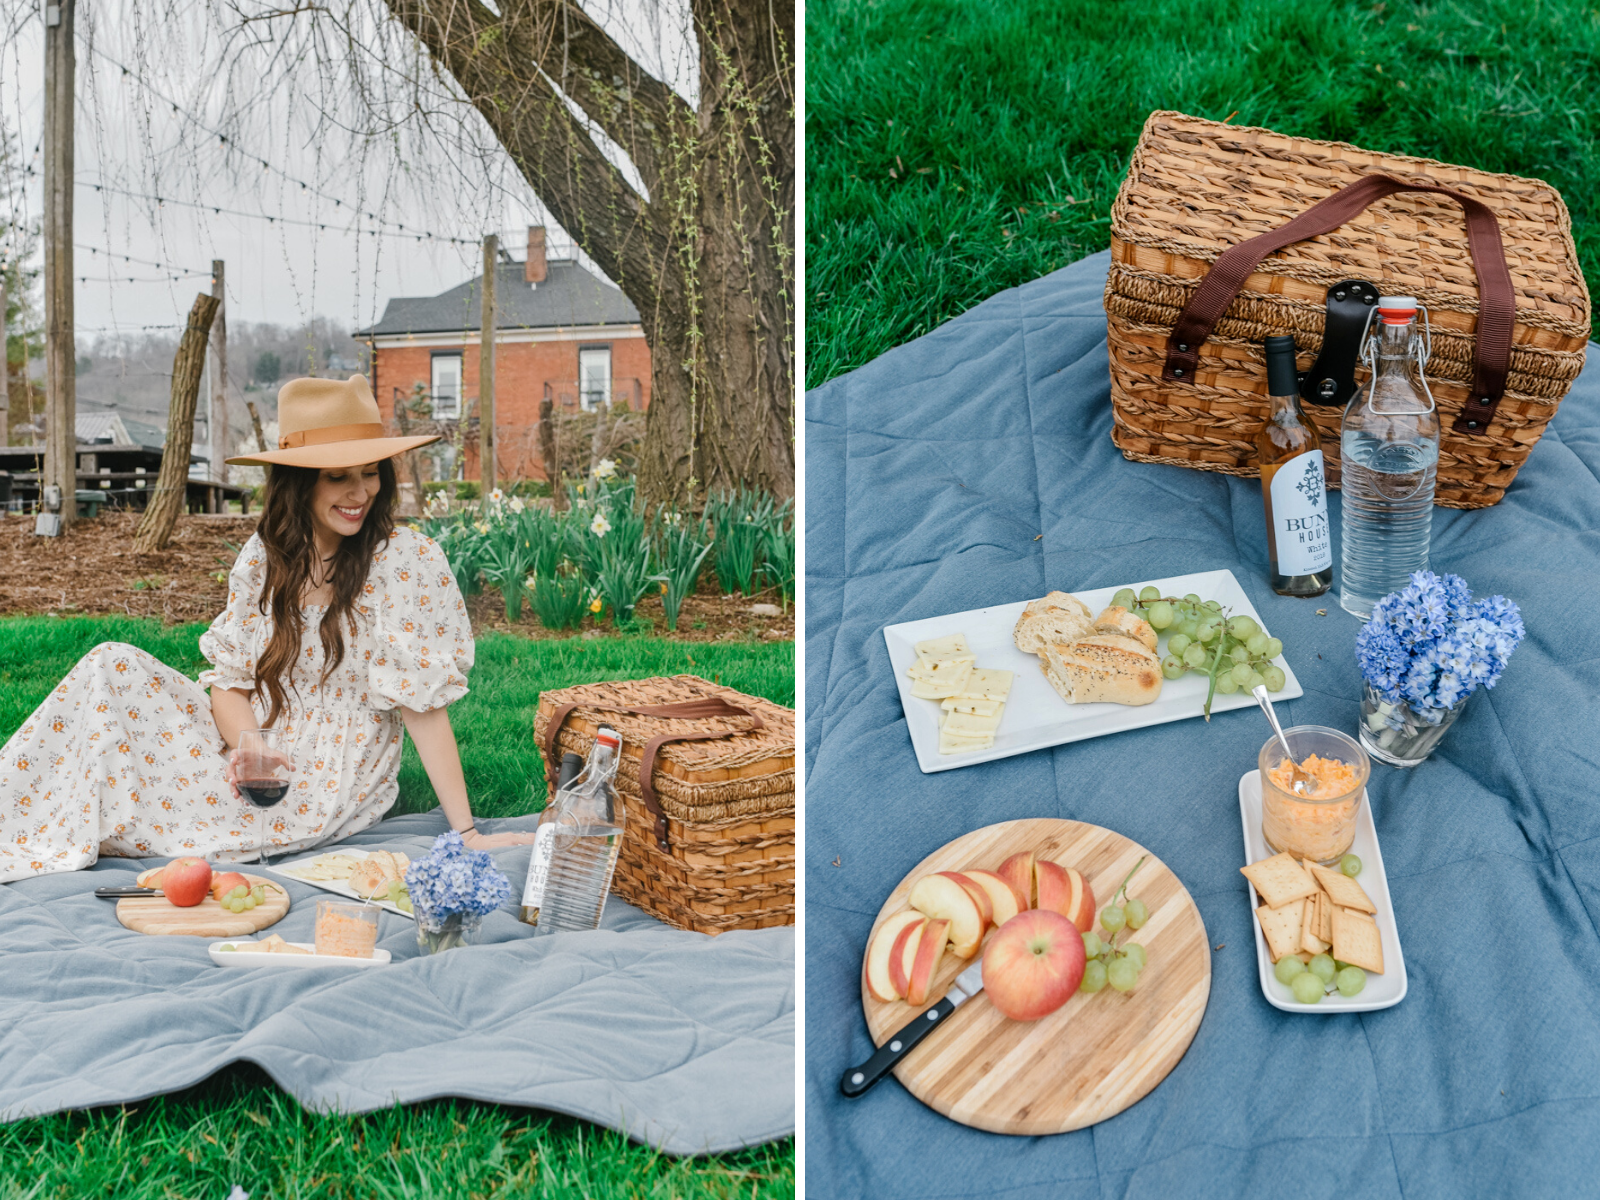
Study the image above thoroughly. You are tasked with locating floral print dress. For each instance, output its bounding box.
[0,527,472,883]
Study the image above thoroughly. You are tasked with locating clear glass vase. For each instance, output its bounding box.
[415,909,483,955]
[1359,684,1469,767]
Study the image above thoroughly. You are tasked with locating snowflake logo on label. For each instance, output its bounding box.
[1295,455,1325,509]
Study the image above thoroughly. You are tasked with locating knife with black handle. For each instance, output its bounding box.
[94,887,159,899]
[840,958,985,1097]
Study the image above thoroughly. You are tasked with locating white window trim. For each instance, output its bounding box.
[431,353,463,420]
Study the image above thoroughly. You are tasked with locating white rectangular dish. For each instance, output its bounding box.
[885,569,1304,773]
[263,848,414,920]
[209,940,392,968]
[1238,769,1406,1013]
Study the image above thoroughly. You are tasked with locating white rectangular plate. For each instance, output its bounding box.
[1239,769,1406,1013]
[263,848,414,921]
[209,940,392,968]
[884,570,1304,772]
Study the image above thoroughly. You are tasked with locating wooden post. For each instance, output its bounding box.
[42,0,76,532]
[0,272,8,447]
[479,233,496,496]
[540,389,564,510]
[134,292,221,553]
[209,259,228,488]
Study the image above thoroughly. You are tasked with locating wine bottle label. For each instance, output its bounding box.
[520,823,557,915]
[1269,450,1332,575]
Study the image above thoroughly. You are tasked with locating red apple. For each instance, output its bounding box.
[939,871,994,933]
[1033,861,1096,932]
[981,909,1086,1021]
[997,851,1035,910]
[865,910,925,1003]
[1062,866,1096,933]
[905,918,950,1007]
[161,857,214,908]
[908,873,986,958]
[964,869,1021,928]
[888,918,925,998]
[211,871,250,903]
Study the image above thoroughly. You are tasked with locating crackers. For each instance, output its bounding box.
[1239,852,1317,910]
[1330,907,1384,974]
[1245,850,1386,976]
[906,632,1014,754]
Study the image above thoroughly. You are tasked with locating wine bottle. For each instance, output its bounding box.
[1256,335,1333,597]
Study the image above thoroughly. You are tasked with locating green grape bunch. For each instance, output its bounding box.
[1079,855,1153,996]
[1110,586,1287,718]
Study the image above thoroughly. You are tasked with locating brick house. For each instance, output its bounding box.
[356,227,651,484]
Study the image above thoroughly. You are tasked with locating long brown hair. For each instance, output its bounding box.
[253,460,397,726]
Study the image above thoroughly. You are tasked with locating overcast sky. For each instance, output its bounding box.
[1,0,695,339]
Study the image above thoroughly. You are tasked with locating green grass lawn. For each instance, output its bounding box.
[0,615,795,1199]
[806,0,1600,387]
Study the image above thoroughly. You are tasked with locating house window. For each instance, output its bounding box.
[579,346,612,411]
[431,353,462,419]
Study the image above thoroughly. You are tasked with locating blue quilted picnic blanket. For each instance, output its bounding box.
[0,811,794,1155]
[804,250,1600,1198]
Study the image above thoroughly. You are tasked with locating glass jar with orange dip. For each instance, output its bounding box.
[1258,726,1371,864]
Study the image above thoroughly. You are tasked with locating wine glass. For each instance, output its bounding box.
[237,728,291,866]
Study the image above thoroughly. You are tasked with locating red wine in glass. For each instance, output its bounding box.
[238,779,289,807]
[238,727,291,864]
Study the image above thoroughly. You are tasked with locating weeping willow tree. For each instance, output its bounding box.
[7,0,793,503]
[378,0,795,502]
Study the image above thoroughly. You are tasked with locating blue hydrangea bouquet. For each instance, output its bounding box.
[404,831,513,954]
[1354,570,1524,766]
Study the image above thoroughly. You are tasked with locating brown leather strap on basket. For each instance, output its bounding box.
[1160,172,1517,435]
[542,698,765,851]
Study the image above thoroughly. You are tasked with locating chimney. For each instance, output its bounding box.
[525,226,547,284]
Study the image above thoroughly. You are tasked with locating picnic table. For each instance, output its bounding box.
[804,250,1600,1197]
[0,443,251,514]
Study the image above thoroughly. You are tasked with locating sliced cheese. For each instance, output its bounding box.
[938,730,993,755]
[915,633,970,660]
[906,655,976,681]
[943,708,1003,737]
[907,659,973,698]
[956,667,1013,702]
[941,696,1002,717]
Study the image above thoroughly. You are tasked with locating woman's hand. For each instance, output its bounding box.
[222,747,293,802]
[461,827,539,850]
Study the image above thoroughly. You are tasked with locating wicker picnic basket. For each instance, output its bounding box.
[1105,111,1591,508]
[533,675,794,935]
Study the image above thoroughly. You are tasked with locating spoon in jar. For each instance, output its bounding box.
[1252,684,1314,796]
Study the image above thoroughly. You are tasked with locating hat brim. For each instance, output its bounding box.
[226,434,442,470]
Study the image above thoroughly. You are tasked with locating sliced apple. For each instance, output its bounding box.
[964,869,1021,928]
[1063,866,1096,933]
[865,910,925,1003]
[997,851,1036,910]
[905,917,950,1006]
[908,873,985,959]
[889,918,925,998]
[938,870,993,932]
[1033,859,1071,917]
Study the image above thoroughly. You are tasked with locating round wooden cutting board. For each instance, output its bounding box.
[117,875,290,937]
[861,818,1210,1136]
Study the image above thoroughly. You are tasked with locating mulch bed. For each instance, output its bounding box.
[0,511,795,643]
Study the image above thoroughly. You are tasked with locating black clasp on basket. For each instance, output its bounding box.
[1301,280,1380,405]
[655,815,670,852]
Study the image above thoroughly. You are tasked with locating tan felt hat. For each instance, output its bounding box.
[226,374,440,469]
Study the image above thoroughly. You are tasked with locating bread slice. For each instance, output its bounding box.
[1093,605,1157,652]
[1039,634,1162,706]
[1013,591,1095,655]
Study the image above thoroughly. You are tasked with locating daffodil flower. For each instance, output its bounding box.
[589,596,603,614]
[594,458,618,481]
[590,512,612,537]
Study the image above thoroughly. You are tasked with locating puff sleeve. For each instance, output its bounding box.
[366,528,475,711]
[197,533,266,693]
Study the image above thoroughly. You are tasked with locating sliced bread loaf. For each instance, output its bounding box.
[1039,634,1163,706]
[1093,605,1158,652]
[1013,591,1095,655]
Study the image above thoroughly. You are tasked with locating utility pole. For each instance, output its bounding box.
[41,0,76,534]
[0,272,9,448]
[209,259,227,491]
[479,232,495,496]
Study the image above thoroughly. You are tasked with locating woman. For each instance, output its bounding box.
[0,374,533,883]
